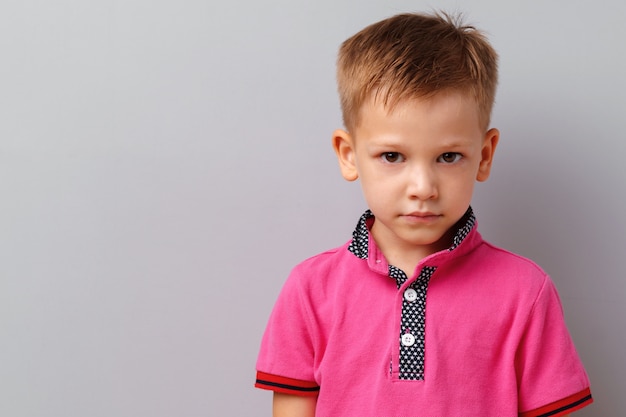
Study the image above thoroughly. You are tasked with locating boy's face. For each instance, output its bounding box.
[333,91,498,261]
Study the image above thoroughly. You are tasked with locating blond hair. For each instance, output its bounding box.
[337,12,498,131]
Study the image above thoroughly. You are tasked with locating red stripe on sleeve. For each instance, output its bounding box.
[255,371,320,397]
[519,387,593,417]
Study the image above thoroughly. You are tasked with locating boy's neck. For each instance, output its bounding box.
[371,223,457,278]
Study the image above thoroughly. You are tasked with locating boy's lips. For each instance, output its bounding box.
[401,212,441,223]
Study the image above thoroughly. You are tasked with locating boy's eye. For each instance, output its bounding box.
[381,152,404,163]
[438,152,462,164]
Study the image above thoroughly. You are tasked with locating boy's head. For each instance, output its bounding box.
[332,12,500,265]
[337,12,498,132]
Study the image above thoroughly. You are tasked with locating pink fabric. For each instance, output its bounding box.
[256,226,591,416]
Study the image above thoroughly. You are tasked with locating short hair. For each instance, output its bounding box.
[337,12,499,132]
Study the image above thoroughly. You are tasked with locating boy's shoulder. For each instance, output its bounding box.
[464,237,553,296]
[477,238,548,275]
[290,241,356,277]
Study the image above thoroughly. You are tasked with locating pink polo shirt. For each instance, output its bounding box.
[255,210,592,416]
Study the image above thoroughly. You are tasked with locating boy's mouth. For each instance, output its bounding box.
[402,212,441,223]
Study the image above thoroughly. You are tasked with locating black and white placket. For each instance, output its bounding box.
[390,264,436,380]
[347,208,476,381]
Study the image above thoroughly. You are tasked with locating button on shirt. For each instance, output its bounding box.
[404,288,418,302]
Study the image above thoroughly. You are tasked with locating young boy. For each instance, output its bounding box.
[255,12,592,417]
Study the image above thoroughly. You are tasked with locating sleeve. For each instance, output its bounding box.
[254,267,321,397]
[516,277,593,417]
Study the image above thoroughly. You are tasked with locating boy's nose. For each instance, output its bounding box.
[406,166,437,200]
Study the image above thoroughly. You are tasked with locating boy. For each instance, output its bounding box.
[255,12,592,417]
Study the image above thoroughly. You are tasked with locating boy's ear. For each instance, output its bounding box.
[332,129,359,181]
[476,128,499,182]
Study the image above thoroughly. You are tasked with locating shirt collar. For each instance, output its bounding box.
[348,207,476,261]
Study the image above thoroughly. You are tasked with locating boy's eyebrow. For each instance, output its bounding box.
[361,134,405,146]
[437,134,480,147]
[365,140,407,151]
[438,139,474,148]
[368,138,403,147]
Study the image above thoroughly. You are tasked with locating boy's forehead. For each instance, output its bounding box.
[355,90,481,126]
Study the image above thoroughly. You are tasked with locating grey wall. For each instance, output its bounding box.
[1,0,624,416]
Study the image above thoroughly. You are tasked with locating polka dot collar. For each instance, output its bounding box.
[348,207,476,260]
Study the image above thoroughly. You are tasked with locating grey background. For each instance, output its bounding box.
[1,0,623,416]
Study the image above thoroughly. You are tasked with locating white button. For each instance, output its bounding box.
[404,288,418,302]
[401,333,416,347]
